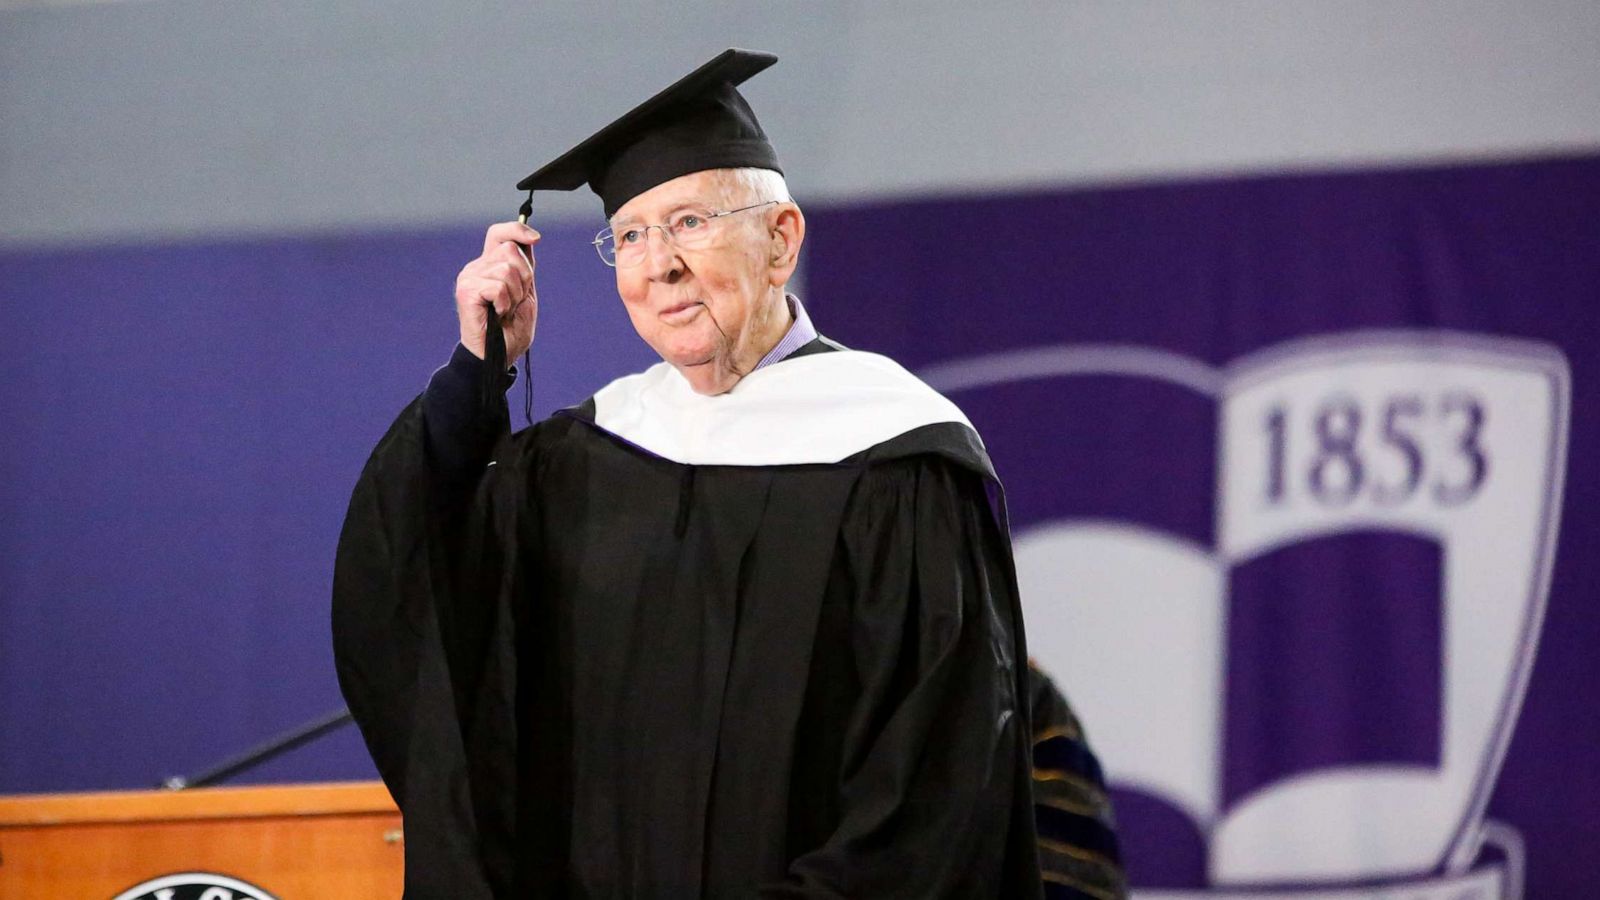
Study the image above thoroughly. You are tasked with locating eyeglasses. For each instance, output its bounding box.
[593,201,779,268]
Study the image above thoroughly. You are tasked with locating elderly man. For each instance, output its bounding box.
[333,50,1045,898]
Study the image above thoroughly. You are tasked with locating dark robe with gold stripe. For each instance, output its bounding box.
[1029,664,1127,900]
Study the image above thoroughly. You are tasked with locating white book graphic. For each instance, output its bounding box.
[929,332,1567,897]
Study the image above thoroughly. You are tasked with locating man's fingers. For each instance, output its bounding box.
[460,262,528,307]
[502,258,534,301]
[492,283,538,320]
[493,241,535,292]
[459,277,510,318]
[493,294,537,325]
[485,260,525,292]
[482,221,541,255]
[459,222,540,358]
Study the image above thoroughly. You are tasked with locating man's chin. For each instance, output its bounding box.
[659,343,720,369]
[666,353,743,395]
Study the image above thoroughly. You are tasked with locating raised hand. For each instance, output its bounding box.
[454,221,540,363]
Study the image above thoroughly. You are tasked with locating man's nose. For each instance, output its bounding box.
[643,228,684,283]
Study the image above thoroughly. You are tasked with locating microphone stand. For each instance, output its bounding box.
[159,706,354,790]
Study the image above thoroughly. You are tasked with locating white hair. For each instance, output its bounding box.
[608,168,794,228]
[717,167,793,207]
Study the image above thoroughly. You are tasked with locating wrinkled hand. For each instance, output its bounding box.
[454,221,540,363]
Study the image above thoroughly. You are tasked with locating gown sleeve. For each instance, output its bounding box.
[330,393,526,899]
[762,455,1046,899]
[1028,664,1128,900]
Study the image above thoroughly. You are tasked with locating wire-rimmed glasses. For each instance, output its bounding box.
[593,201,778,268]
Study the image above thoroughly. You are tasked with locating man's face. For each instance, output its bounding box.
[610,169,791,395]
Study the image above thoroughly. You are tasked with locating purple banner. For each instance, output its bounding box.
[808,155,1599,898]
[0,222,654,791]
[2,155,1596,899]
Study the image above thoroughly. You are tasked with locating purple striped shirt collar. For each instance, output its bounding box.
[752,294,818,372]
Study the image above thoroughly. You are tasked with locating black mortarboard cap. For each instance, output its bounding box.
[516,48,782,218]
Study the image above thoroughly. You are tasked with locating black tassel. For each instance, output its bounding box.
[482,300,508,426]
[514,189,535,427]
[522,347,534,427]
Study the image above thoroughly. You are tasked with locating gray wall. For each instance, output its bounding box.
[4,0,1599,247]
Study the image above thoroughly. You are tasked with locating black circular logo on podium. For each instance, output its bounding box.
[110,872,279,900]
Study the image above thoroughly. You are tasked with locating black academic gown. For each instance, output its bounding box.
[332,344,1045,899]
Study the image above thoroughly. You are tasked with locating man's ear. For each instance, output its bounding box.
[767,203,805,286]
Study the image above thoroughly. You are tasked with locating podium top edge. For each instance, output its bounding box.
[0,781,397,827]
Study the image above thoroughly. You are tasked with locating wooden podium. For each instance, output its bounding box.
[0,781,403,899]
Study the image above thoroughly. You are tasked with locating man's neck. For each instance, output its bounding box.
[680,290,794,395]
[745,291,796,366]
